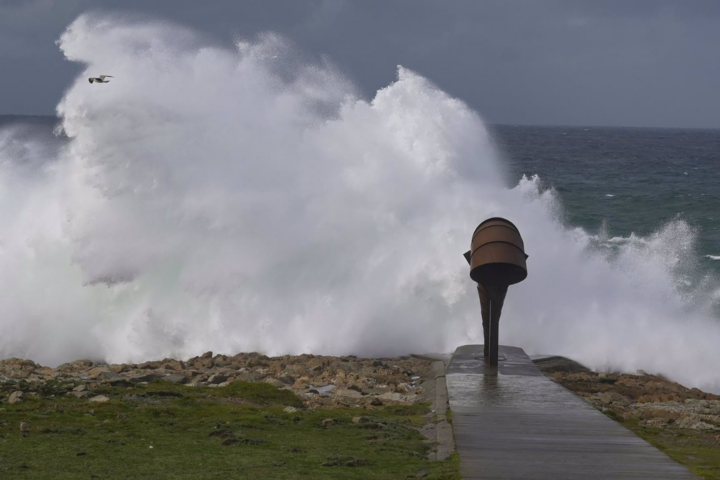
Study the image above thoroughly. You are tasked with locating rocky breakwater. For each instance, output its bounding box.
[0,352,433,409]
[535,356,720,432]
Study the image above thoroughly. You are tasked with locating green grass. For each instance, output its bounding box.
[626,423,720,480]
[597,411,720,480]
[0,380,459,479]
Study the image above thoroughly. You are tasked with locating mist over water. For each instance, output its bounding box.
[1,14,719,392]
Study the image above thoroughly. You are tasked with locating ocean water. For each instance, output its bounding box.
[1,14,719,393]
[492,125,720,274]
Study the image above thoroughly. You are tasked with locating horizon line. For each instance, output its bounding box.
[1,113,719,132]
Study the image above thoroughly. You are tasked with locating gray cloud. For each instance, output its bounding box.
[1,0,719,127]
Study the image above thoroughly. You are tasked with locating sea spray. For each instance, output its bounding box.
[0,13,719,393]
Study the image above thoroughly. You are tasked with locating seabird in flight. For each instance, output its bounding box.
[88,75,113,84]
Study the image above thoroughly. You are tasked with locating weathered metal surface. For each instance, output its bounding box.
[473,284,508,360]
[469,218,528,286]
[447,345,698,480]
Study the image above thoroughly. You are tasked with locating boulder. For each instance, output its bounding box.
[161,359,184,371]
[286,364,308,377]
[8,391,23,404]
[87,366,112,378]
[277,375,295,385]
[395,383,415,393]
[56,359,94,373]
[35,366,56,378]
[127,372,161,383]
[0,359,35,379]
[96,372,127,384]
[378,392,411,404]
[89,395,110,403]
[207,374,228,385]
[110,364,131,374]
[192,357,213,370]
[213,355,230,367]
[335,388,363,399]
[263,378,285,388]
[137,360,163,370]
[235,370,255,382]
[164,374,188,384]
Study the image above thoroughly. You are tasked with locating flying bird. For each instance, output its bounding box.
[88,75,113,84]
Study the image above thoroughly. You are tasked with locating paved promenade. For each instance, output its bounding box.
[446,345,697,480]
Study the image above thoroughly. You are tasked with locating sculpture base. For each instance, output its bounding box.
[447,344,542,376]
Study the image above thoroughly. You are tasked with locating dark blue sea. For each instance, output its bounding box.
[490,125,720,276]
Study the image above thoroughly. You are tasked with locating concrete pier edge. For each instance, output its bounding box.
[413,354,455,461]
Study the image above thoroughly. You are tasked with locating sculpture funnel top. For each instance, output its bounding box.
[469,217,528,286]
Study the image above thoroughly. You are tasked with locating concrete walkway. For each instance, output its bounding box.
[446,345,697,480]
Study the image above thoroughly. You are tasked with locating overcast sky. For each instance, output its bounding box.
[1,0,719,128]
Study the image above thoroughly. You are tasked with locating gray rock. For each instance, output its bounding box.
[8,391,23,404]
[277,375,295,385]
[676,417,718,430]
[128,373,160,383]
[20,421,30,432]
[207,374,228,385]
[89,395,110,403]
[395,383,415,393]
[73,384,87,392]
[164,374,188,384]
[263,377,285,388]
[161,359,184,371]
[235,371,255,382]
[213,355,230,367]
[96,371,126,383]
[335,388,363,399]
[86,366,112,378]
[378,392,410,403]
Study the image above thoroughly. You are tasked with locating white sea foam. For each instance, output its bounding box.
[1,13,719,392]
[707,255,720,261]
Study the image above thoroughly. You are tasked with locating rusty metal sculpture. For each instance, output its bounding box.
[464,217,528,366]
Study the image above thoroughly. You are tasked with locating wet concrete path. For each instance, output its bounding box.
[446,345,697,479]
